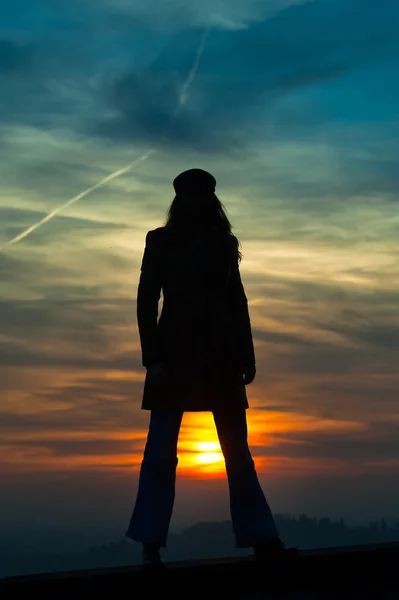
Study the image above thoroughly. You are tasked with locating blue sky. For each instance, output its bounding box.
[0,0,399,553]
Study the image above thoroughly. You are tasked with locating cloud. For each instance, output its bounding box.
[0,206,129,247]
[92,0,312,32]
[0,39,32,74]
[90,0,399,152]
[0,294,141,367]
[2,0,397,152]
[93,16,346,150]
[1,0,398,211]
[3,437,139,458]
[262,421,399,463]
[1,0,398,500]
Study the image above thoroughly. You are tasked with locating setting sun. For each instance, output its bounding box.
[195,442,223,465]
[176,414,226,476]
[197,452,223,464]
[196,441,221,452]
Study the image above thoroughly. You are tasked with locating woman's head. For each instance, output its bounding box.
[173,168,216,196]
[169,169,217,221]
[164,168,241,261]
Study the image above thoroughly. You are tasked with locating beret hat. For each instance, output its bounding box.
[173,168,216,194]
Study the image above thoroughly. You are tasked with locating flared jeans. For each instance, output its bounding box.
[126,409,279,548]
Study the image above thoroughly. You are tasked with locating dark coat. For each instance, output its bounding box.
[137,226,256,412]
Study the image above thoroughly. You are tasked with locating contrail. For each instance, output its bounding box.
[0,28,210,251]
[172,27,210,119]
[0,150,157,250]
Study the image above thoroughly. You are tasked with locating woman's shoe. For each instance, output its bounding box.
[253,538,298,561]
[142,543,168,572]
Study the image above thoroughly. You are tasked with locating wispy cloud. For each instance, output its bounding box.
[0,28,210,249]
[1,0,399,527]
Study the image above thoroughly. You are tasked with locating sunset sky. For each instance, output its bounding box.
[1,0,399,553]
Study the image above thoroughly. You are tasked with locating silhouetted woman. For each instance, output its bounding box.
[126,169,287,568]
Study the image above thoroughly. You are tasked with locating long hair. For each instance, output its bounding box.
[164,191,242,263]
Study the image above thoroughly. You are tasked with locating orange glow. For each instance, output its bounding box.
[194,442,223,467]
[196,441,220,452]
[1,364,373,478]
[197,452,223,465]
[176,414,225,476]
[195,442,224,466]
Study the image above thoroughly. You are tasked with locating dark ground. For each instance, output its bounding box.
[1,542,398,599]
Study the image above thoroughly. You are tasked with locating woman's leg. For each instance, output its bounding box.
[126,410,183,548]
[213,409,280,548]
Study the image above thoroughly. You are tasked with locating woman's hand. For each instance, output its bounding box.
[239,364,256,386]
[146,361,169,388]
